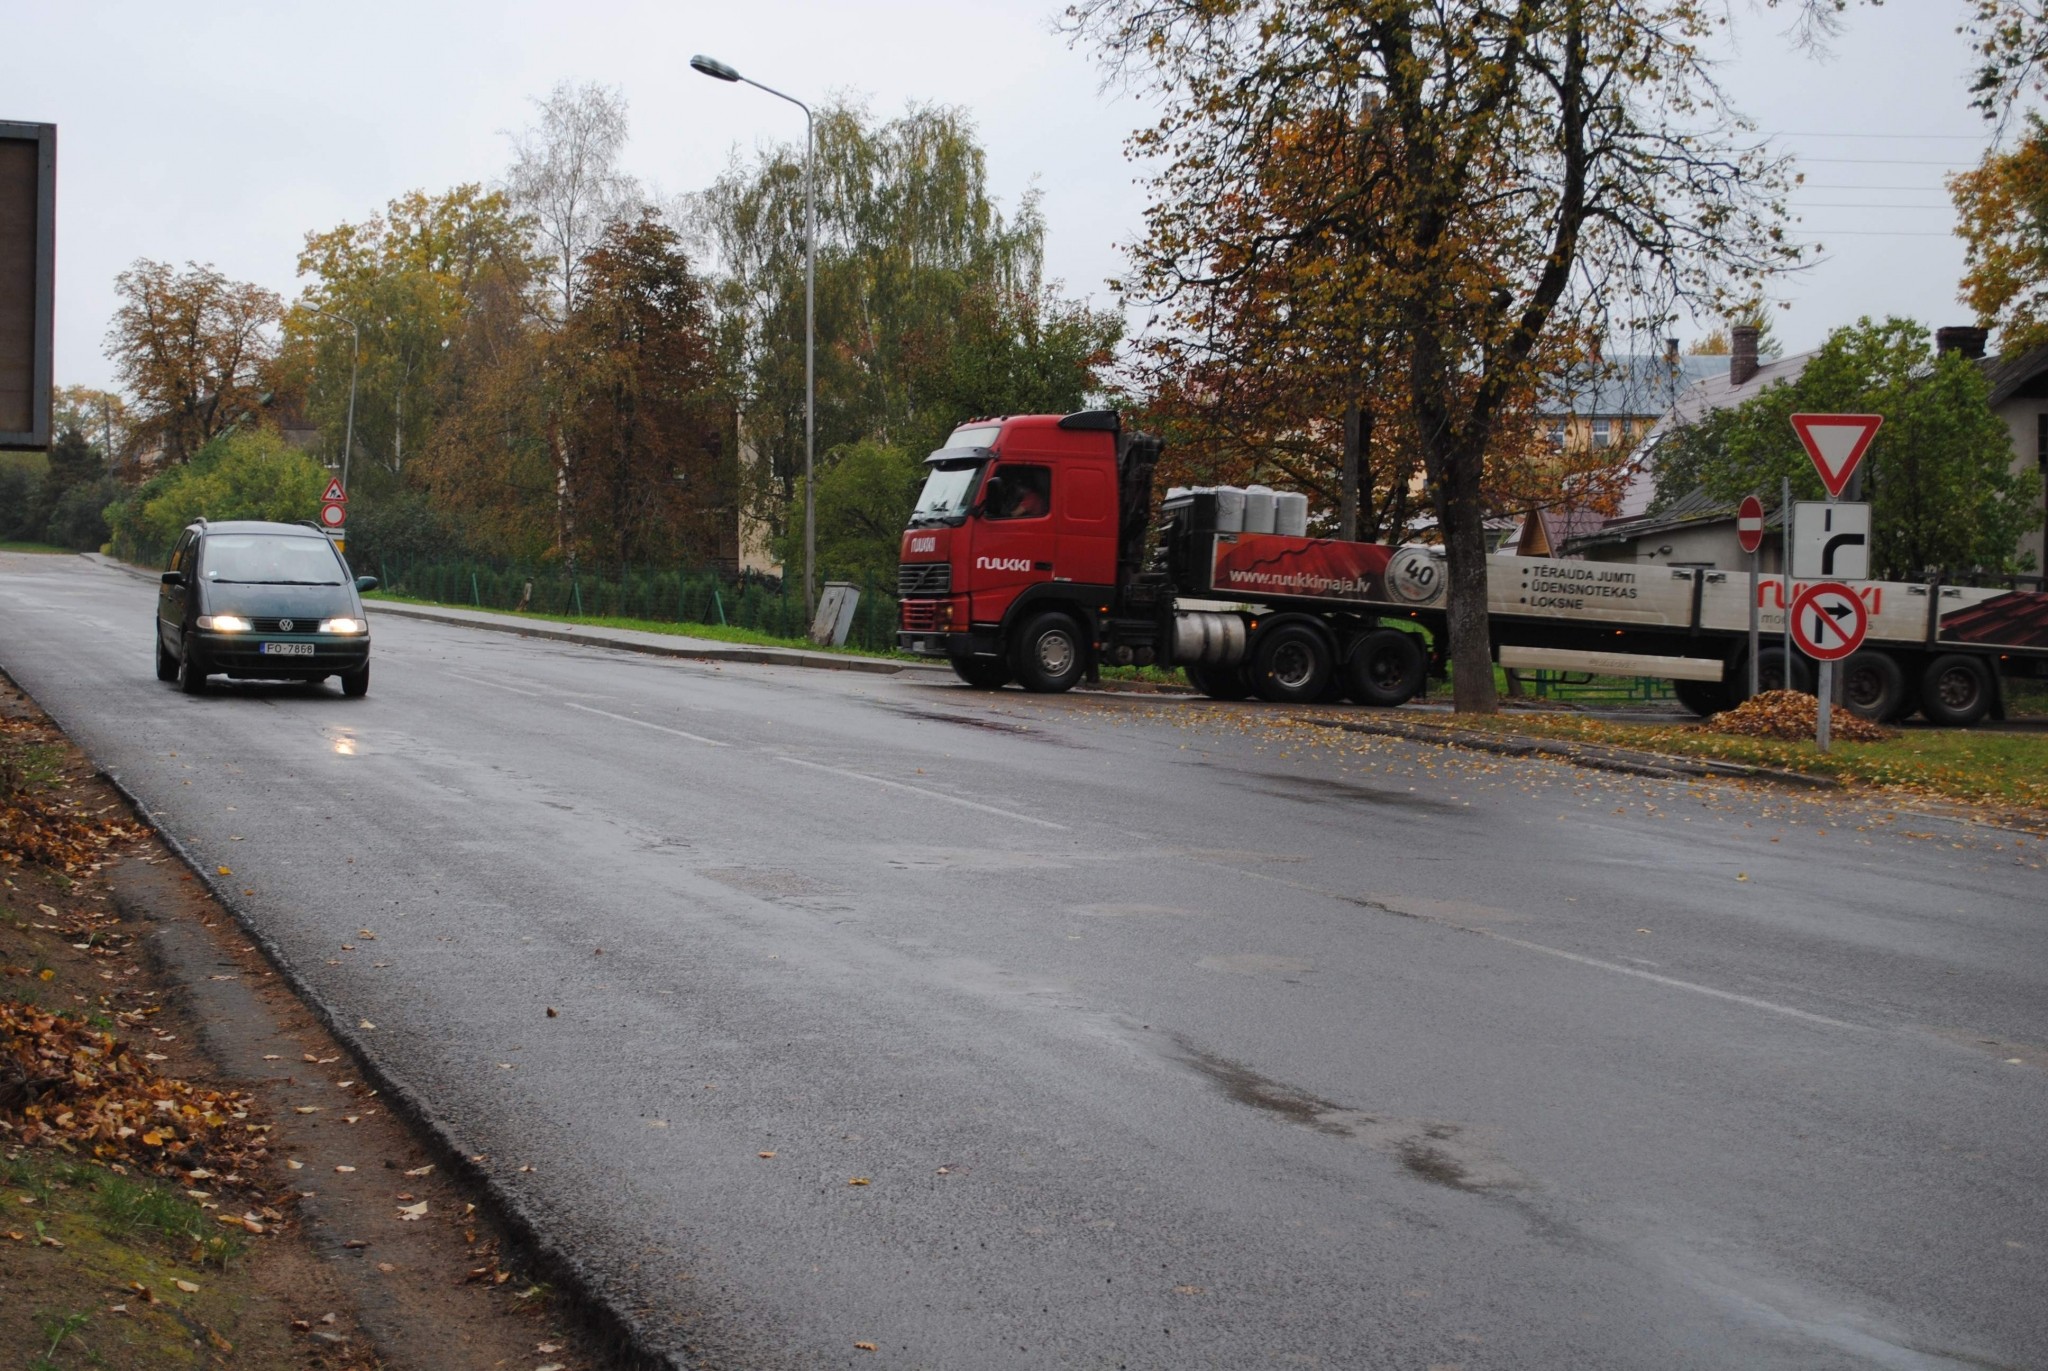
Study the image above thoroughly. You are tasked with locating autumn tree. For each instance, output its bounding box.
[551,214,727,571]
[105,261,282,464]
[289,185,533,488]
[1654,318,2035,577]
[1069,1,1800,712]
[1950,115,2048,351]
[51,385,136,466]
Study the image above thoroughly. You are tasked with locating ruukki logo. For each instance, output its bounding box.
[976,556,1034,572]
[908,536,937,553]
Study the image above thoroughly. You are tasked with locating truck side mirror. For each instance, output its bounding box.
[978,475,1006,516]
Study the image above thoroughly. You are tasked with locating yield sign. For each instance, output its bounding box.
[1736,494,1766,554]
[322,476,347,503]
[1789,581,1868,662]
[1790,413,1882,498]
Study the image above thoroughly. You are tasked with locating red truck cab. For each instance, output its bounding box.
[898,412,1129,688]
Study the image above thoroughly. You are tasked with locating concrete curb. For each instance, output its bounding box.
[1292,711,1843,788]
[83,552,935,678]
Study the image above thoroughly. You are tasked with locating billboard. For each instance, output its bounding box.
[0,121,54,450]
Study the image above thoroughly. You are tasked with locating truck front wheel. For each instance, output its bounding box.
[1250,623,1334,704]
[950,656,1013,689]
[1012,612,1086,693]
[1344,629,1425,707]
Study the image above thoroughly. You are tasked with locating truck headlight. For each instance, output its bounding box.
[320,617,366,635]
[197,614,251,632]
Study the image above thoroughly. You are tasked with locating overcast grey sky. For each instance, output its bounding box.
[3,1,2010,393]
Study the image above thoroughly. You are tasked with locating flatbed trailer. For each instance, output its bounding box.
[898,410,2048,725]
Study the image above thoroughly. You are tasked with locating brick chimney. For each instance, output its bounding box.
[1730,326,1760,386]
[1935,325,1989,359]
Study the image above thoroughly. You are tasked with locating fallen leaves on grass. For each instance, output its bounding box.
[0,1001,266,1182]
[1706,690,1893,743]
[0,721,143,871]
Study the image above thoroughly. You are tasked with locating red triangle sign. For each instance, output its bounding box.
[1789,413,1882,498]
[322,477,347,503]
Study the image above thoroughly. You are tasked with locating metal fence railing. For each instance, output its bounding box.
[374,559,902,655]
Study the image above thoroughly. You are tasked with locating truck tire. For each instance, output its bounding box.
[1011,612,1086,694]
[1184,662,1253,700]
[1249,622,1334,704]
[1673,678,1734,718]
[1750,647,1811,697]
[950,656,1013,690]
[1841,650,1908,722]
[1918,653,1992,726]
[1345,629,1426,707]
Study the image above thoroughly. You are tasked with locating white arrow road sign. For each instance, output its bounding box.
[1791,501,1870,580]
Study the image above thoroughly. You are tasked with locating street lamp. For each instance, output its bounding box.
[692,52,816,622]
[307,307,360,497]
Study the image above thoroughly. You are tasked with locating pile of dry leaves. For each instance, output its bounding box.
[0,1002,270,1187]
[0,717,141,871]
[1705,689,1894,743]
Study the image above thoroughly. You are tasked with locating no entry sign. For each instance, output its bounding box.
[1736,494,1766,554]
[1790,581,1868,662]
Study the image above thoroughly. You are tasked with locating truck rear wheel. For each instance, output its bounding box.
[1749,647,1811,698]
[1841,650,1907,722]
[1184,662,1253,701]
[1919,653,1992,727]
[1249,623,1333,704]
[1012,612,1086,694]
[950,656,1012,690]
[1344,629,1425,707]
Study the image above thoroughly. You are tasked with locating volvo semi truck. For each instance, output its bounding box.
[896,410,2048,725]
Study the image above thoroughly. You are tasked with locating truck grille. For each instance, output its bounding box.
[898,562,950,596]
[901,600,940,631]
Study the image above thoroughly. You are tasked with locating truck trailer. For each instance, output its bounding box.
[896,410,2048,726]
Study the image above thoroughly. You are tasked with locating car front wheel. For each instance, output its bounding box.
[155,628,177,682]
[340,661,371,698]
[177,640,208,695]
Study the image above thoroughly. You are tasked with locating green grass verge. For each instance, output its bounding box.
[1441,710,2048,812]
[362,591,921,661]
[0,541,70,555]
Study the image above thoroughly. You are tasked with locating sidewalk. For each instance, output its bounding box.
[85,554,939,677]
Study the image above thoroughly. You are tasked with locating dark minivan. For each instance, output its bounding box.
[156,520,378,696]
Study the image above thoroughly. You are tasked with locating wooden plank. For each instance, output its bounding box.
[1499,645,1726,681]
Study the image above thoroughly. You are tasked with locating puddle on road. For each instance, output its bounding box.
[1197,953,1315,977]
[1172,1037,1525,1193]
[867,699,1079,745]
[1228,769,1465,813]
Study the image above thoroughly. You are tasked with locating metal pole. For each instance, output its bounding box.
[1816,658,1833,752]
[802,105,816,625]
[310,307,360,495]
[1781,476,1793,684]
[1748,546,1760,699]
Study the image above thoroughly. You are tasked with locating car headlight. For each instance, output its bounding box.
[198,614,251,632]
[319,617,366,635]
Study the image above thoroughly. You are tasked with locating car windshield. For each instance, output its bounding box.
[910,460,986,527]
[201,535,344,585]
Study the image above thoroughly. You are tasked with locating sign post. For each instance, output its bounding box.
[320,476,347,553]
[1789,413,1881,747]
[1780,477,1792,682]
[1789,581,1869,752]
[1738,494,1766,698]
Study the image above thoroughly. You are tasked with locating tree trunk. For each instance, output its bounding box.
[1438,437,1498,714]
[1341,398,1362,541]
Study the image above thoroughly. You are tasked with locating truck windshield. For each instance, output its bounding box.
[910,460,985,527]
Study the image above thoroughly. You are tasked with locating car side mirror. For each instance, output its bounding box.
[160,570,184,586]
[355,575,379,593]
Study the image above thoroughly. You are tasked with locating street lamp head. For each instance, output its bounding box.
[690,54,741,82]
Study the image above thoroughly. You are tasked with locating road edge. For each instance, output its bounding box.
[85,761,688,1371]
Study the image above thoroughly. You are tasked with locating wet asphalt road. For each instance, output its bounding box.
[3,552,2044,1371]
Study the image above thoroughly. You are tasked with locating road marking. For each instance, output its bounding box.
[777,756,1068,830]
[444,671,544,698]
[565,701,728,747]
[1202,863,1861,1031]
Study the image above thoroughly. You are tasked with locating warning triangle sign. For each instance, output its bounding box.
[1789,413,1882,498]
[322,477,347,503]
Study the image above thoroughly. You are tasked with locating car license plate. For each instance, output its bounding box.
[259,642,315,657]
